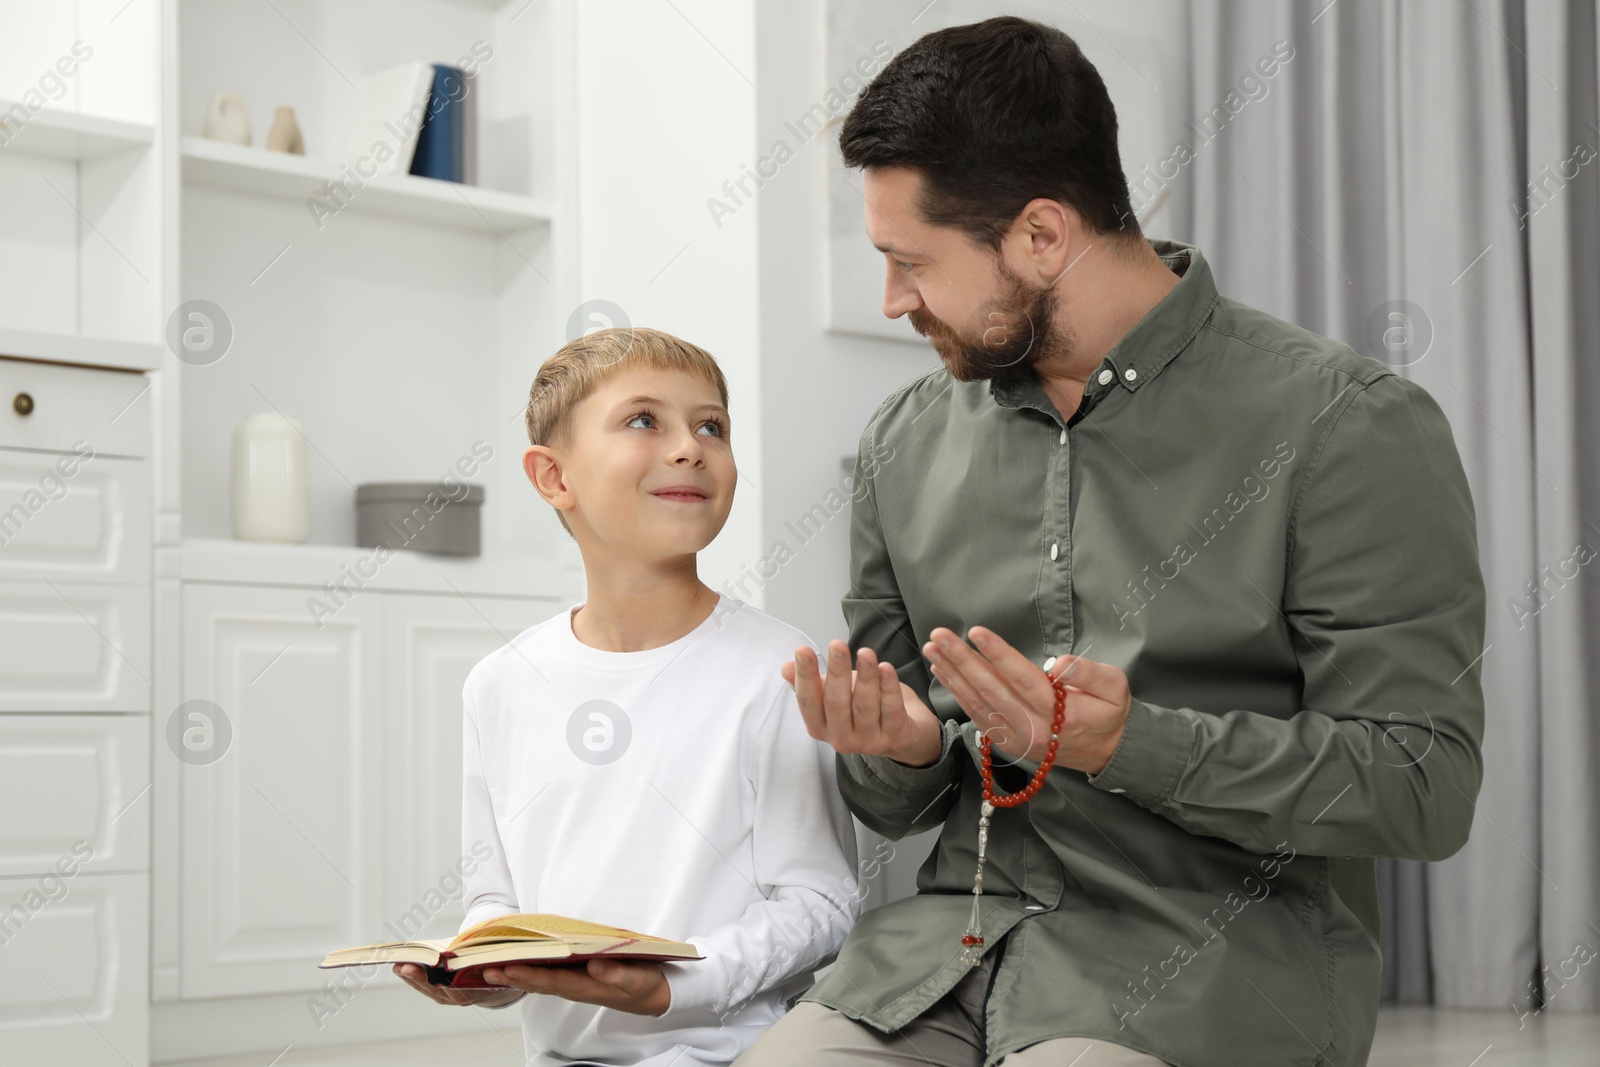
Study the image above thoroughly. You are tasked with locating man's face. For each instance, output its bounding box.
[542,365,736,558]
[862,165,1070,381]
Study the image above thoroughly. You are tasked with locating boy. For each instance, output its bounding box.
[395,326,861,1067]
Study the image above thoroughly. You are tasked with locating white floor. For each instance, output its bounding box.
[162,1006,1600,1066]
[1366,1006,1600,1066]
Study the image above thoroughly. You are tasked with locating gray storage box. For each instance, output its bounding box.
[356,482,484,556]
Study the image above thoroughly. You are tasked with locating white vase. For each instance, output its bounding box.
[203,90,251,145]
[232,413,309,543]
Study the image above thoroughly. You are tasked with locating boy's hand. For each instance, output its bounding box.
[392,962,525,1007]
[477,958,671,1016]
[783,640,944,768]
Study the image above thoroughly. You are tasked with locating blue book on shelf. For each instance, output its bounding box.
[410,64,465,182]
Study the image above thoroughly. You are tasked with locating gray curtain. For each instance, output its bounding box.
[1181,0,1600,1010]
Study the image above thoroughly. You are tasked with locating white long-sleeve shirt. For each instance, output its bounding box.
[460,593,860,1067]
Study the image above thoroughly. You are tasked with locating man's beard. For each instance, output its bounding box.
[908,262,1070,382]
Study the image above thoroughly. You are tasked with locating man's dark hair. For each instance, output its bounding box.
[839,16,1139,252]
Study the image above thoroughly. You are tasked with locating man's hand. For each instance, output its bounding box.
[392,962,524,1007]
[782,640,944,767]
[477,958,671,1016]
[922,626,1130,775]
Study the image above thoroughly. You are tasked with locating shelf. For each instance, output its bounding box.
[180,136,552,233]
[180,537,577,601]
[0,325,159,373]
[0,104,154,161]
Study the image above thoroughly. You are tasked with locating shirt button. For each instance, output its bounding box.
[1059,428,1066,445]
[1110,787,1126,794]
[1049,542,1059,560]
[1097,369,1113,385]
[1124,367,1138,381]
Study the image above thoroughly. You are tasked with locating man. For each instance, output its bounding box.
[738,15,1485,1067]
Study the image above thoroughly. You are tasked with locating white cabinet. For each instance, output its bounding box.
[0,356,152,1064]
[0,871,149,1067]
[0,356,152,713]
[0,0,579,1055]
[0,714,150,877]
[159,0,577,1040]
[0,358,152,459]
[178,581,384,998]
[382,593,547,944]
[0,581,151,713]
[179,582,556,998]
[0,450,151,585]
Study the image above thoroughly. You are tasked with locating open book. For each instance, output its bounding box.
[319,913,703,988]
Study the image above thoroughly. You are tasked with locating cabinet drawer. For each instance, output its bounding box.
[0,450,150,584]
[0,870,148,1065]
[0,581,150,712]
[0,357,149,458]
[0,715,149,876]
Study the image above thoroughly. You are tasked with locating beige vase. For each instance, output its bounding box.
[266,106,305,154]
[202,90,251,145]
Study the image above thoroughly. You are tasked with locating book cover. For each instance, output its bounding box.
[411,64,466,182]
[342,60,434,178]
[461,67,477,186]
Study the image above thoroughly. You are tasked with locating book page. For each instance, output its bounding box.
[450,937,636,967]
[450,913,671,948]
[319,938,454,969]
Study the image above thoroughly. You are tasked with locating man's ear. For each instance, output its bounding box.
[1013,196,1078,285]
[523,445,573,513]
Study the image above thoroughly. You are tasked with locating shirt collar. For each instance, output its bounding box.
[989,238,1218,411]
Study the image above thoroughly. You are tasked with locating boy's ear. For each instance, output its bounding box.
[522,445,574,514]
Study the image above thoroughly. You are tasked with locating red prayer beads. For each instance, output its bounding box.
[979,677,1067,807]
[960,669,1068,964]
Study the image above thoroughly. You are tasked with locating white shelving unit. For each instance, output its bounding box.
[181,135,554,232]
[0,13,162,355]
[0,323,160,372]
[169,0,577,562]
[156,0,581,1059]
[0,4,166,1064]
[0,101,154,160]
[1,1,581,1063]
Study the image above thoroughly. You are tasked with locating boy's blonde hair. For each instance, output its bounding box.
[525,326,730,537]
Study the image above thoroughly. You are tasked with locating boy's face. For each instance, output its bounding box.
[525,365,735,558]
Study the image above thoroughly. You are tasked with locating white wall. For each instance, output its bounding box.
[571,0,764,594]
[751,0,929,649]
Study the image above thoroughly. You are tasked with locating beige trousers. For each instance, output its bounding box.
[735,952,1170,1066]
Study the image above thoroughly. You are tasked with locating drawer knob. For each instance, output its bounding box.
[12,392,33,416]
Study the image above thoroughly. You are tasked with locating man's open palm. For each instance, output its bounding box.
[783,640,944,767]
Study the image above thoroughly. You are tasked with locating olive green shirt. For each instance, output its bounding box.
[800,239,1486,1067]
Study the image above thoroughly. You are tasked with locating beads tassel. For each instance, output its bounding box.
[959,671,1067,965]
